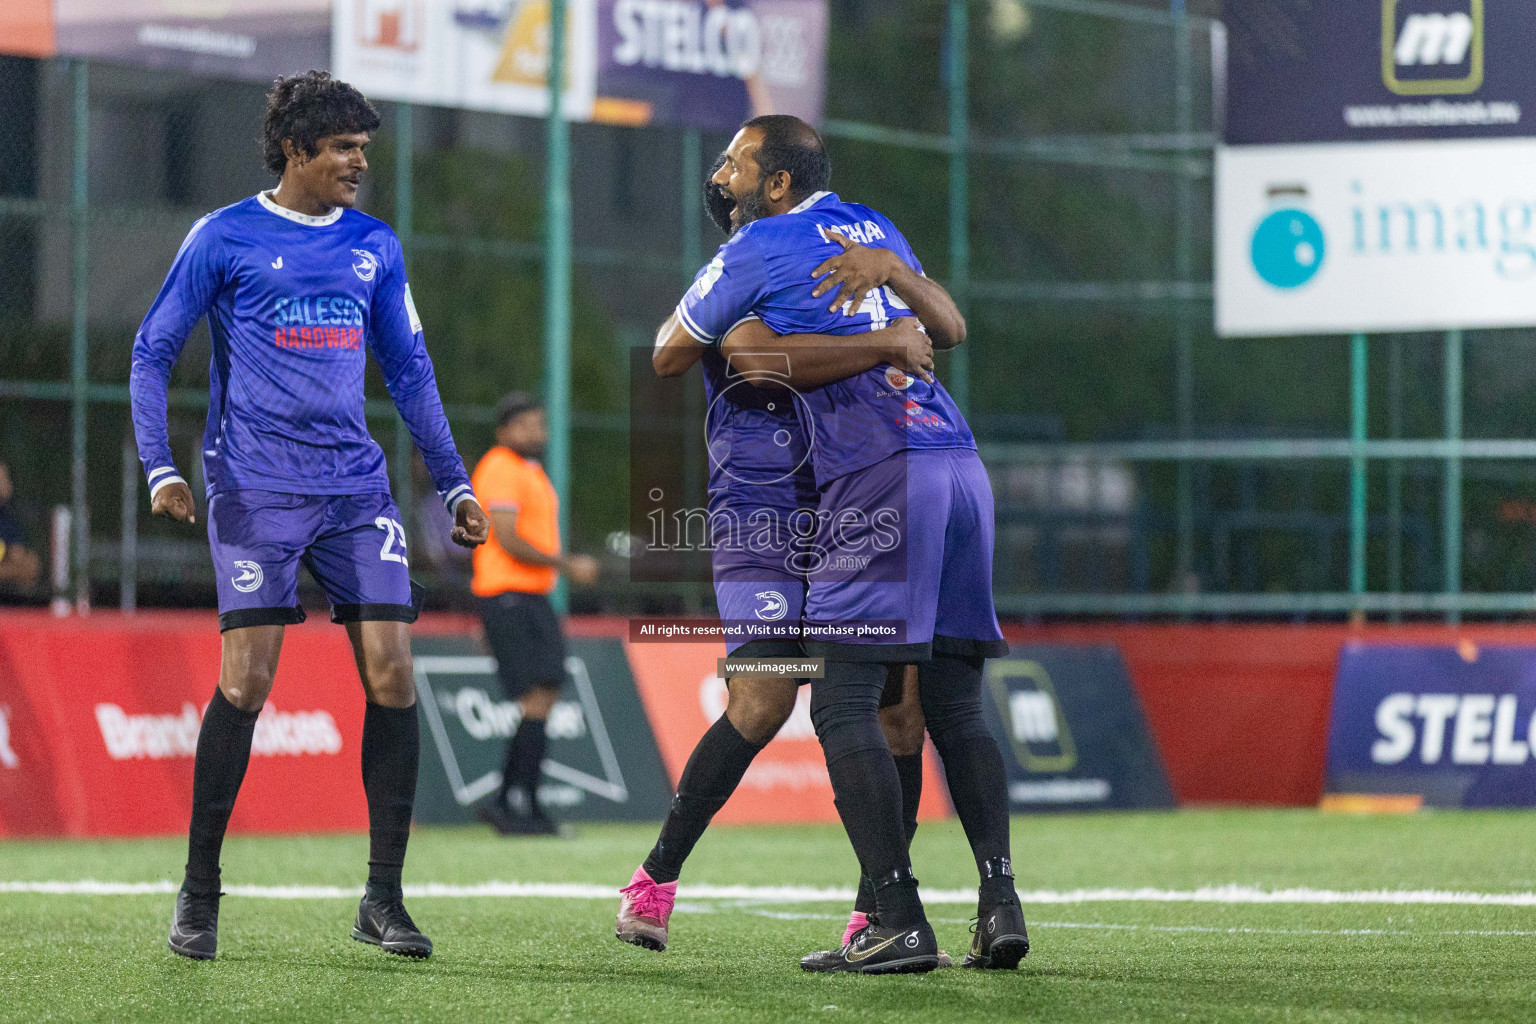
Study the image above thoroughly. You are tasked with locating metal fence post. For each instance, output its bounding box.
[1172,0,1195,602]
[1349,333,1367,614]
[120,438,137,613]
[70,59,90,614]
[1386,335,1403,622]
[946,0,970,414]
[545,0,573,613]
[394,102,416,541]
[1443,329,1463,625]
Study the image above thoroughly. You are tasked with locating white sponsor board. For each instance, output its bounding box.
[1216,138,1536,336]
[333,0,599,119]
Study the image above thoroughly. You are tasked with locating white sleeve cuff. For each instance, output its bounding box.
[148,474,187,501]
[674,303,717,345]
[443,484,475,513]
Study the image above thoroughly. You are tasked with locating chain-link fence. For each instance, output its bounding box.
[2,0,1534,621]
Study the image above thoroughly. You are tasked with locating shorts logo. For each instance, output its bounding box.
[754,590,788,621]
[232,560,264,593]
[884,365,914,391]
[351,249,380,282]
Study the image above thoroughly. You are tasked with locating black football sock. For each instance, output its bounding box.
[508,714,550,814]
[643,714,764,885]
[495,726,526,806]
[813,660,923,930]
[855,752,924,916]
[919,653,1017,909]
[183,688,260,895]
[361,702,419,895]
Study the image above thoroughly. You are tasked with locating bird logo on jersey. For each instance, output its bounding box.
[232,561,264,593]
[351,249,380,282]
[754,591,788,621]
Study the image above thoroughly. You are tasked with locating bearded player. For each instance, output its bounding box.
[131,72,489,961]
[655,116,1027,973]
[615,155,941,956]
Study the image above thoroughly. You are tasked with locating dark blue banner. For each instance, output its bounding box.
[1224,0,1536,144]
[1325,643,1536,807]
[979,646,1174,812]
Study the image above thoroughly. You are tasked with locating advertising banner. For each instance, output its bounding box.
[1325,642,1536,807]
[0,0,54,58]
[334,0,826,129]
[625,638,951,823]
[979,645,1175,812]
[55,0,331,83]
[596,0,826,129]
[1217,0,1536,336]
[1216,138,1536,336]
[332,0,598,120]
[0,613,368,838]
[1224,0,1536,146]
[410,634,674,823]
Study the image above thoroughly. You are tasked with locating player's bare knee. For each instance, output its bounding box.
[520,685,560,721]
[725,677,797,746]
[879,702,926,757]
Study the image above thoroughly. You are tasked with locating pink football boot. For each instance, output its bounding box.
[616,866,677,952]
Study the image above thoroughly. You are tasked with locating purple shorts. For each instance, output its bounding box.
[802,448,1008,661]
[714,567,807,656]
[208,490,416,632]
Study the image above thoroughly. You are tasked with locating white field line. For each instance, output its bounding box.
[740,909,1536,937]
[4,880,1536,907]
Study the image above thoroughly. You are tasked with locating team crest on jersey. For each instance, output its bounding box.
[232,561,264,593]
[884,365,915,391]
[754,590,788,621]
[351,249,380,282]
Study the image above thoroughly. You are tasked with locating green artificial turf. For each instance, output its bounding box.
[1,810,1534,1023]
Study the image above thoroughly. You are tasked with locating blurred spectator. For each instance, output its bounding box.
[470,392,599,836]
[0,461,41,595]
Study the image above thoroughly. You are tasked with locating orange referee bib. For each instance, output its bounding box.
[470,446,560,596]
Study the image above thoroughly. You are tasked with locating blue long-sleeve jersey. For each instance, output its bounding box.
[130,192,473,511]
[675,191,975,489]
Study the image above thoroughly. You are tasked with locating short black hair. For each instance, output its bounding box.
[495,391,543,428]
[741,114,830,203]
[261,71,381,177]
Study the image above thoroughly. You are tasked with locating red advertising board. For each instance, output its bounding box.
[0,611,367,838]
[0,0,54,58]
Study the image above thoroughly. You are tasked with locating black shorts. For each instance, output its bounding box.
[479,591,568,699]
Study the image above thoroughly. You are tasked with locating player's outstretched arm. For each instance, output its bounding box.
[811,231,967,349]
[721,317,933,389]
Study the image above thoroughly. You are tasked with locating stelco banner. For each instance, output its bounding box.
[977,645,1175,813]
[1217,0,1536,336]
[333,0,827,130]
[1325,642,1536,807]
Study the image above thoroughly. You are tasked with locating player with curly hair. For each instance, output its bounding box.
[131,71,490,962]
